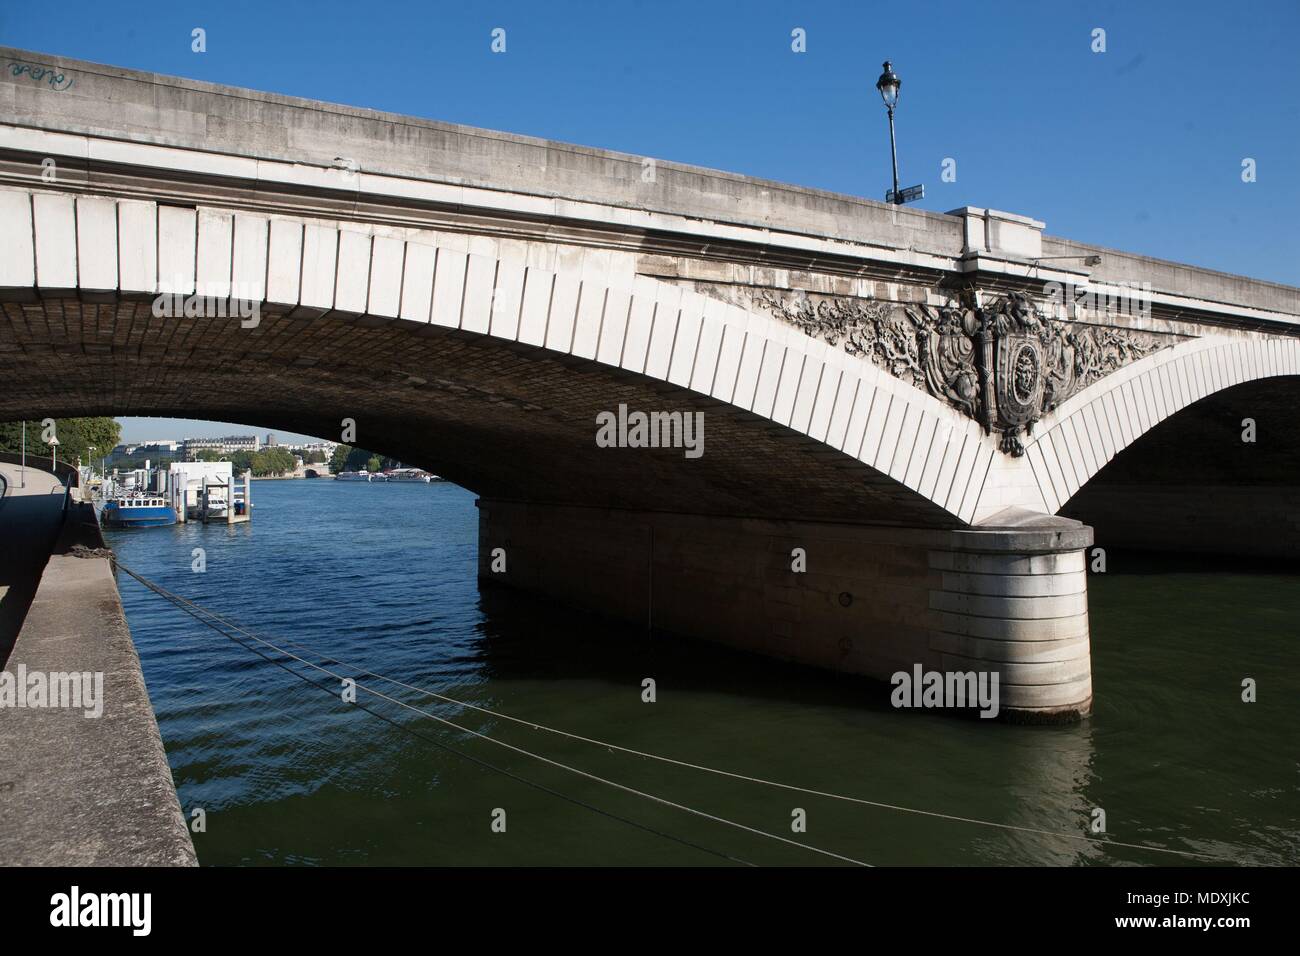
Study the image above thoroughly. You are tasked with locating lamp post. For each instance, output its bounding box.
[876,61,901,201]
[875,60,923,205]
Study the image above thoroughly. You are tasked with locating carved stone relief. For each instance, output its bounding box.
[758,290,1174,455]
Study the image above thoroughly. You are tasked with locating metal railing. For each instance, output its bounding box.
[0,450,82,513]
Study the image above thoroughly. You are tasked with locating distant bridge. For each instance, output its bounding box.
[2,48,1297,719]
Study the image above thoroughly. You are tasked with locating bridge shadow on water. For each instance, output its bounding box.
[449,547,1296,868]
[1091,548,1300,577]
[470,581,908,718]
[456,575,1119,866]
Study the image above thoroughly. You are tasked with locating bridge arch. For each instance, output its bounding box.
[1022,335,1300,516]
[1054,373,1300,559]
[0,185,1000,527]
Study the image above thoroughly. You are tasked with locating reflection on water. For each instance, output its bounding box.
[106,481,1298,866]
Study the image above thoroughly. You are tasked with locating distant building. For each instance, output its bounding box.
[265,432,278,447]
[287,439,338,460]
[108,440,182,464]
[183,435,261,459]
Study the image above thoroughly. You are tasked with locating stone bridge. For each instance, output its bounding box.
[3,48,1297,720]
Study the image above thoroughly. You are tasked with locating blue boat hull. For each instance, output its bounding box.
[101,505,176,528]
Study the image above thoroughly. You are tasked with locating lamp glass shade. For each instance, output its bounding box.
[875,62,900,108]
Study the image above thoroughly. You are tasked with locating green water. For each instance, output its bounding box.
[109,482,1298,866]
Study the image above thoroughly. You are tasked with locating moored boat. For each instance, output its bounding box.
[101,494,177,528]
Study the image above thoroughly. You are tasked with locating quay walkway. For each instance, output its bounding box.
[0,457,195,866]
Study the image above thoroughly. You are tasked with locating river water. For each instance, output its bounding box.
[105,480,1298,866]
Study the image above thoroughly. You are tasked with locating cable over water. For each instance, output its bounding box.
[114,559,869,867]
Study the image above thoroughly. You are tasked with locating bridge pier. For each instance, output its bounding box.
[477,500,1094,722]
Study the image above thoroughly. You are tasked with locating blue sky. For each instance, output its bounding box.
[4,0,1296,443]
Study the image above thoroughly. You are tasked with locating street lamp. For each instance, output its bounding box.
[875,60,922,205]
[48,434,59,470]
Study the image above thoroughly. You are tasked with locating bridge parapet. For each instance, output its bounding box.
[3,45,1298,330]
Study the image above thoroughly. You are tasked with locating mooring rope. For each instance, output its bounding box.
[113,558,870,867]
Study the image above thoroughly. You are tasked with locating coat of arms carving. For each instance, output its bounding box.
[758,289,1172,456]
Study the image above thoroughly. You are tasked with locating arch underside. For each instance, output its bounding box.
[1060,376,1300,559]
[0,296,958,527]
[4,187,1298,538]
[0,188,1018,528]
[1022,335,1300,522]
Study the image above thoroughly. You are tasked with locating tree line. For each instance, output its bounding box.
[0,418,383,480]
[0,417,121,467]
[330,445,391,474]
[192,446,299,476]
